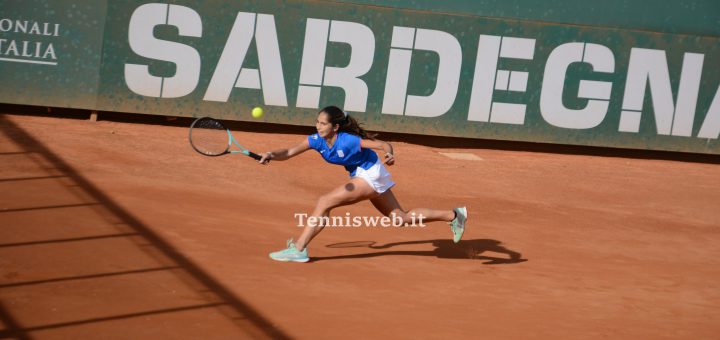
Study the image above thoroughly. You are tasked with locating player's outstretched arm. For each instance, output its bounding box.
[259,139,310,164]
[360,138,395,165]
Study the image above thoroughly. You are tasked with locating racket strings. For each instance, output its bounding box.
[189,118,231,156]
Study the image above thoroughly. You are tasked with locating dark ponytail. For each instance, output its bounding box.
[320,106,377,140]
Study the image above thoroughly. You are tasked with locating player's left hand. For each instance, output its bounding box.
[383,153,395,166]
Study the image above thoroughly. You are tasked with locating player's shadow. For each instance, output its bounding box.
[314,239,527,264]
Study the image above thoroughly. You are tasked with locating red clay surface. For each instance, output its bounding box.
[1,112,719,339]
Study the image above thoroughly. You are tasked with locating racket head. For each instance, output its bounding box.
[189,117,231,156]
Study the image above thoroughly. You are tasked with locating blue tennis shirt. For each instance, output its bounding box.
[308,132,378,176]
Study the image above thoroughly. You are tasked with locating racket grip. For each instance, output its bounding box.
[248,151,263,160]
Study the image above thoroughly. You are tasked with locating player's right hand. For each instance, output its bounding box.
[259,152,272,165]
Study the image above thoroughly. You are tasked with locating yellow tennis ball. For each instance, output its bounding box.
[252,107,264,118]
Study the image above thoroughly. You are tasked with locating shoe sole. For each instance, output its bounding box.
[270,256,310,263]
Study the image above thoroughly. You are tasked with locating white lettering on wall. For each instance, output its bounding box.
[468,35,536,125]
[125,3,202,98]
[204,12,287,106]
[382,27,462,117]
[297,19,375,112]
[619,48,704,136]
[540,42,614,129]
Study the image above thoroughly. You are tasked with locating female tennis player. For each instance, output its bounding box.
[259,106,467,262]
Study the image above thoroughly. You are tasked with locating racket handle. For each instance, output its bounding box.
[248,151,263,160]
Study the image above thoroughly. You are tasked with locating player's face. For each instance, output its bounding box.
[316,112,337,138]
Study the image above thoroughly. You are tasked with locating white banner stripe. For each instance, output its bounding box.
[0,57,57,65]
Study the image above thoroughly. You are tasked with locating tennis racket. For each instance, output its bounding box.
[188,117,262,160]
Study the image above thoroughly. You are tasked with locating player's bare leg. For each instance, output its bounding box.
[370,189,467,242]
[295,177,378,250]
[370,189,454,223]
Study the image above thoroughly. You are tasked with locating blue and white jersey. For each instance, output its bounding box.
[308,132,379,176]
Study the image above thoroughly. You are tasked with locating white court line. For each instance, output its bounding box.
[0,57,57,65]
[438,152,483,161]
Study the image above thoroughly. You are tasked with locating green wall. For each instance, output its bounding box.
[335,0,720,36]
[1,0,718,154]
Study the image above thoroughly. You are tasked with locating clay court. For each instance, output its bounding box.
[1,108,719,339]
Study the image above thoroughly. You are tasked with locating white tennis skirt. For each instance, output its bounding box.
[352,161,396,194]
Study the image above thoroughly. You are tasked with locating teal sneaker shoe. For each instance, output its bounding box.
[449,207,467,243]
[269,239,309,263]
